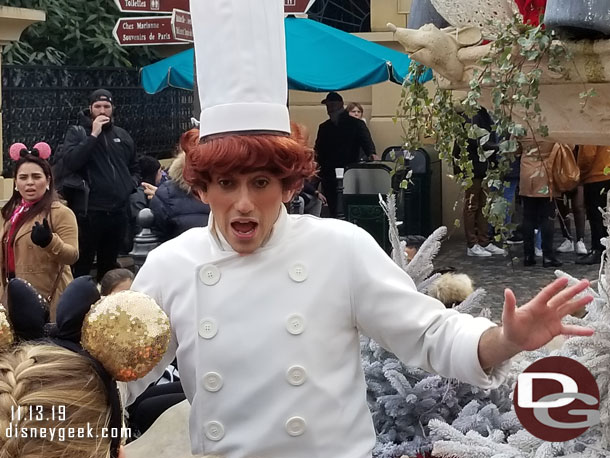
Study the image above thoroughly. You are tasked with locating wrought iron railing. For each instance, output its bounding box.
[1,65,193,175]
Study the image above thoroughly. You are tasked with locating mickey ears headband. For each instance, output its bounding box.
[0,278,170,458]
[0,277,171,382]
[9,142,52,161]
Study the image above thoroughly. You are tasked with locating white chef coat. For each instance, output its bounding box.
[127,206,510,458]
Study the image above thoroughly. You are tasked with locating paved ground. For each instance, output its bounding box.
[433,228,602,322]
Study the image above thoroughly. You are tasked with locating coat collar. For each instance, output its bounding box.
[207,204,290,256]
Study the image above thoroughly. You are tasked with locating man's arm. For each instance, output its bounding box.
[61,126,97,172]
[62,116,111,171]
[355,120,376,160]
[478,280,594,371]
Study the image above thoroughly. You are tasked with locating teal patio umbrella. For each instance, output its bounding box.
[141,17,429,94]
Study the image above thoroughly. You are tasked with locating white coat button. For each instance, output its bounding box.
[203,372,223,392]
[199,318,218,339]
[286,365,307,386]
[199,264,220,286]
[288,263,307,283]
[285,416,306,436]
[286,314,305,335]
[204,421,224,441]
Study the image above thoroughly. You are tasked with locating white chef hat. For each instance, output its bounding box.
[191,0,291,139]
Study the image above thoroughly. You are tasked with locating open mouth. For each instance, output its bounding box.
[231,221,258,239]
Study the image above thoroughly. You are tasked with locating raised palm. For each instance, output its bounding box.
[501,277,594,352]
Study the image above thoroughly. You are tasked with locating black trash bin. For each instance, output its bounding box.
[395,147,442,237]
[341,162,393,253]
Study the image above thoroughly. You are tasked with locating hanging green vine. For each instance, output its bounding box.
[394,15,583,242]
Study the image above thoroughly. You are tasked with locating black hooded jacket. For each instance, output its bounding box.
[61,110,140,213]
[149,153,210,242]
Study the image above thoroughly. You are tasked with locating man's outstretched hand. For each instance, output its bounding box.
[478,277,594,371]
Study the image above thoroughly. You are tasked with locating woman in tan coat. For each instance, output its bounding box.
[518,140,562,267]
[1,148,78,320]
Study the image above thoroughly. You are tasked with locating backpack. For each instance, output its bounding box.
[551,143,580,193]
[53,125,90,214]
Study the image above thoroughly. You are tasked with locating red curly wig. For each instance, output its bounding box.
[181,128,317,192]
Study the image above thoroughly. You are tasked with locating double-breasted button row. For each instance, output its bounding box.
[198,263,308,287]
[204,416,306,441]
[198,314,306,339]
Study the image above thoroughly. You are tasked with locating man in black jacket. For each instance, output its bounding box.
[60,89,140,281]
[314,92,376,217]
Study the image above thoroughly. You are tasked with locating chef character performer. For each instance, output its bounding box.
[125,1,595,457]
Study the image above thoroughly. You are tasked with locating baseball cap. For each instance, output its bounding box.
[321,92,343,104]
[89,89,113,105]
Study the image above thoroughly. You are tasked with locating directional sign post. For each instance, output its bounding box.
[172,9,193,42]
[114,0,189,14]
[284,0,317,14]
[113,16,185,46]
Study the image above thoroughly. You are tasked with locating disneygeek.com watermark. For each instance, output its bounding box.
[6,404,131,441]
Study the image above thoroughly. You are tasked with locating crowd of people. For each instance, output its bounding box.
[0,73,606,458]
[455,107,610,267]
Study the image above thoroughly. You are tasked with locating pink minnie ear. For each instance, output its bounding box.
[32,142,52,160]
[9,143,27,161]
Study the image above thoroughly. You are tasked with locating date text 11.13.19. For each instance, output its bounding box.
[11,405,66,422]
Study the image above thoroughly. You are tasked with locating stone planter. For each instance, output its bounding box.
[544,0,610,38]
[407,0,449,29]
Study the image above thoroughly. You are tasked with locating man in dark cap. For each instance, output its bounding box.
[58,88,140,281]
[314,91,376,217]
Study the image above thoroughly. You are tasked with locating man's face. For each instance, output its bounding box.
[325,101,343,116]
[90,101,113,119]
[197,171,293,255]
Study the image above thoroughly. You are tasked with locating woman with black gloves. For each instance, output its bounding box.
[0,143,78,320]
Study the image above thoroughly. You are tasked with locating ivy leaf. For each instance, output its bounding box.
[580,88,598,99]
[399,180,409,190]
[603,166,610,176]
[499,139,518,153]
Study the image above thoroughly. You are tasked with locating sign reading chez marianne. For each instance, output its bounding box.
[114,0,190,14]
[113,16,184,46]
[114,1,318,46]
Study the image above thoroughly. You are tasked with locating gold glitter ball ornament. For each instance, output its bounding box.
[81,291,170,382]
[0,305,14,350]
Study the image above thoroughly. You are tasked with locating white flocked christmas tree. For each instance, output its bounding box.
[363,193,610,458]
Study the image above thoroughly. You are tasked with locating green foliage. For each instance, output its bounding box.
[1,0,160,67]
[395,15,574,242]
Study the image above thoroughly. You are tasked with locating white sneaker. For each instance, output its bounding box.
[576,239,588,255]
[535,247,543,257]
[557,238,574,253]
[482,244,505,255]
[467,244,492,257]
